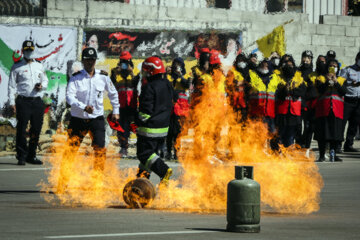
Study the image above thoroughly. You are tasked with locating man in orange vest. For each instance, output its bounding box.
[110,51,136,157]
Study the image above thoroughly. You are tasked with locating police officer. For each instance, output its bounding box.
[8,40,49,165]
[339,51,360,152]
[64,47,120,171]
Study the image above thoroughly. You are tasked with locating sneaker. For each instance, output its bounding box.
[343,146,358,152]
[316,157,325,162]
[25,157,43,165]
[119,148,128,158]
[160,168,173,186]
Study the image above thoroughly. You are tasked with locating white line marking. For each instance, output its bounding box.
[44,230,218,239]
[0,168,51,171]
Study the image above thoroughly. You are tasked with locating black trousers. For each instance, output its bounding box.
[302,109,315,149]
[342,97,360,147]
[166,114,182,157]
[67,116,106,171]
[318,140,337,158]
[136,135,169,179]
[117,107,135,149]
[15,96,45,160]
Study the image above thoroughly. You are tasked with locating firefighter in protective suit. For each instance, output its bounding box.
[136,56,173,183]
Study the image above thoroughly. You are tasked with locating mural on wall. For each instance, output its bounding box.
[0,25,77,108]
[0,25,77,129]
[83,29,242,60]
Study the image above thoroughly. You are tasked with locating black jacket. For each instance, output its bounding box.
[137,75,174,137]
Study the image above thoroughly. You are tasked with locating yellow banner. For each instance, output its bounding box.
[256,25,286,58]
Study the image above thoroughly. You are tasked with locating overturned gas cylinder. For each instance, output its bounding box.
[227,166,261,233]
[123,178,156,208]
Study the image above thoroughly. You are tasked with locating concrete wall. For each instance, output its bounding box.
[1,0,359,66]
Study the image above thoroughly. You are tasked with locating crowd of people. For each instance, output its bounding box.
[110,47,360,163]
[8,40,360,186]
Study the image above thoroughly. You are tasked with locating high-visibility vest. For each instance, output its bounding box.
[248,70,281,118]
[174,92,190,117]
[275,71,304,116]
[315,76,346,119]
[113,73,136,108]
[226,67,246,109]
[316,94,344,119]
[276,96,302,116]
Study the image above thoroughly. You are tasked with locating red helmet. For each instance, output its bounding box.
[209,51,221,65]
[107,114,124,132]
[120,51,132,60]
[142,56,165,76]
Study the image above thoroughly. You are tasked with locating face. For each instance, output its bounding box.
[202,61,209,71]
[82,59,96,72]
[318,57,326,64]
[302,56,311,64]
[250,57,257,64]
[260,62,269,70]
[285,61,294,68]
[329,62,338,68]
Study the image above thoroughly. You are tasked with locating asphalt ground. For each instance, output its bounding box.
[0,142,360,240]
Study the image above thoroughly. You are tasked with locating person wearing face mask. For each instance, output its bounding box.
[110,51,137,157]
[226,53,249,121]
[314,60,346,162]
[275,57,306,148]
[296,50,314,148]
[248,53,258,71]
[135,56,173,184]
[339,51,360,152]
[248,60,281,135]
[190,49,213,108]
[8,40,49,165]
[165,57,190,160]
[269,51,281,74]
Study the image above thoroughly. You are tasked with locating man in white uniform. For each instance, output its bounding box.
[64,47,120,172]
[8,40,49,165]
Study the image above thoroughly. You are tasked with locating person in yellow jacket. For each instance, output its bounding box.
[248,60,282,134]
[190,50,212,107]
[275,56,306,147]
[226,53,249,121]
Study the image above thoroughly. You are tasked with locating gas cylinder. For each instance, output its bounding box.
[123,178,156,208]
[226,166,260,233]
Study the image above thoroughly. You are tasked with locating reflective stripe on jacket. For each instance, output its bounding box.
[316,94,344,119]
[276,96,302,116]
[248,70,281,118]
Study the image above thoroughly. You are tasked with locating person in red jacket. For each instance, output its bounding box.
[275,55,306,147]
[314,59,346,162]
[110,51,137,157]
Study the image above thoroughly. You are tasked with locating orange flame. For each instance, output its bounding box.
[41,68,323,214]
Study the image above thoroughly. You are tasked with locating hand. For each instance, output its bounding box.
[35,83,42,91]
[111,113,120,121]
[84,105,94,114]
[10,105,16,115]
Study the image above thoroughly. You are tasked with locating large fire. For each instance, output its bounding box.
[41,68,323,214]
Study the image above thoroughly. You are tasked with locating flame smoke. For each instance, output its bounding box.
[41,69,323,214]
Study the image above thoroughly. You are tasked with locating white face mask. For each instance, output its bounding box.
[273,58,280,66]
[237,62,247,69]
[259,68,269,75]
[176,66,182,73]
[334,67,338,73]
[23,50,33,60]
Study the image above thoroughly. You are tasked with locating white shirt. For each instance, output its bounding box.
[8,59,49,105]
[66,69,120,119]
